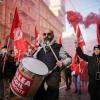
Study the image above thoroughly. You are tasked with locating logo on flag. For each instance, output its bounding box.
[10,8,26,61]
[14,28,23,41]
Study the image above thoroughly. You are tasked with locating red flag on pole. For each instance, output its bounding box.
[10,7,26,61]
[35,26,39,48]
[97,23,100,45]
[75,25,85,49]
[72,53,78,64]
[71,25,85,73]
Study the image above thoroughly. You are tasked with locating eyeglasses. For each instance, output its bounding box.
[43,33,52,36]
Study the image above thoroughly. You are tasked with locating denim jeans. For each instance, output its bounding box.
[73,75,81,90]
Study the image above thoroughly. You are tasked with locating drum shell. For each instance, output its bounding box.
[10,65,45,97]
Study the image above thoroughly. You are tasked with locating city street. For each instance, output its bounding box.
[59,82,90,100]
[0,0,100,100]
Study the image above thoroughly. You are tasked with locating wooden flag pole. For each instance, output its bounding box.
[2,37,10,73]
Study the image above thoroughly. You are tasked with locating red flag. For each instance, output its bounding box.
[66,11,83,29]
[71,53,85,75]
[97,23,100,45]
[75,25,85,49]
[70,53,79,74]
[24,38,35,48]
[71,26,85,74]
[10,8,21,39]
[72,53,78,64]
[35,26,39,48]
[10,7,26,61]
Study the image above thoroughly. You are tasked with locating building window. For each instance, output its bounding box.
[27,24,30,31]
[28,7,31,13]
[20,0,24,7]
[10,13,13,23]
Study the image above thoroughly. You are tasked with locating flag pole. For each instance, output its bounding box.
[2,37,10,73]
[73,24,78,42]
[1,36,11,99]
[17,50,21,62]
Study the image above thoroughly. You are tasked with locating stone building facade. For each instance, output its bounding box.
[0,0,65,48]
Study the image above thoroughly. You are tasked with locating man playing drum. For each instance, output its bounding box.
[33,30,72,100]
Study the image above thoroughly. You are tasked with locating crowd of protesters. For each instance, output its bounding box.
[0,30,100,100]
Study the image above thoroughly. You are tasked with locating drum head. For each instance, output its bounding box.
[21,57,48,75]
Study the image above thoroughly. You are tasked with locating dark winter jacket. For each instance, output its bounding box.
[76,47,100,86]
[37,43,61,71]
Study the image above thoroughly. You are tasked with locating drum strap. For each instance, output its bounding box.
[33,47,42,58]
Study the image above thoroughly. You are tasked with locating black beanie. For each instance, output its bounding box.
[94,45,100,50]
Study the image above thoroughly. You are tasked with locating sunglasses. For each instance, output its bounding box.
[43,33,52,36]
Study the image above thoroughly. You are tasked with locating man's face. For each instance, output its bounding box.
[94,48,100,55]
[43,32,53,43]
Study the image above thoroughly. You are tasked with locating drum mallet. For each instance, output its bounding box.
[48,45,59,61]
[49,44,70,71]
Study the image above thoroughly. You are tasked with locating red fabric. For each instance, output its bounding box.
[79,60,86,72]
[84,12,97,28]
[56,37,62,45]
[35,26,39,48]
[76,25,85,49]
[66,11,83,28]
[71,53,78,74]
[71,25,85,75]
[80,63,88,81]
[10,8,21,39]
[71,59,85,75]
[24,38,35,49]
[71,53,79,75]
[97,24,100,45]
[72,53,78,64]
[10,7,26,61]
[67,11,85,49]
[71,52,85,75]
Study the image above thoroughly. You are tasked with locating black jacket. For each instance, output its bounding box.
[76,47,100,85]
[37,43,61,70]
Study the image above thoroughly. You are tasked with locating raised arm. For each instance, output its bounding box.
[75,41,89,62]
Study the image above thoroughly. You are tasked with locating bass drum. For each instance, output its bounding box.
[10,57,48,98]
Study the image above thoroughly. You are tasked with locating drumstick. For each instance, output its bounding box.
[48,45,59,61]
[48,44,70,72]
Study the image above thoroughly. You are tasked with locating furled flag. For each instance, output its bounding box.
[71,25,85,74]
[35,26,39,48]
[10,7,26,61]
[97,23,100,45]
[75,25,85,49]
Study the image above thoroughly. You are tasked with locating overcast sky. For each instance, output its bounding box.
[63,0,100,56]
